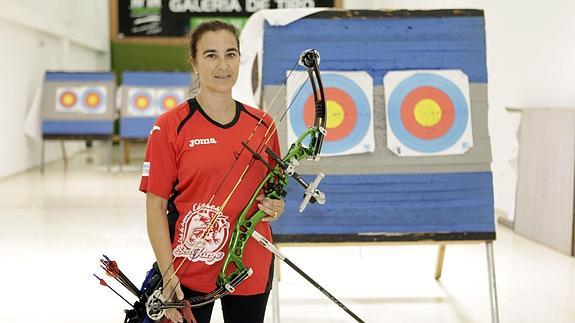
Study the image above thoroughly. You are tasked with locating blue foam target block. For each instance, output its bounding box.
[120,117,156,139]
[42,120,114,135]
[45,72,115,82]
[272,172,495,238]
[263,16,487,85]
[122,72,191,87]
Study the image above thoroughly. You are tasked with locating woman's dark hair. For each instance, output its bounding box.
[189,20,240,63]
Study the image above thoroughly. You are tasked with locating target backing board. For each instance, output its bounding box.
[384,70,473,156]
[286,71,374,156]
[55,86,108,114]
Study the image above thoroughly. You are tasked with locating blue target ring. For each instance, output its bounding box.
[387,73,469,153]
[290,74,371,154]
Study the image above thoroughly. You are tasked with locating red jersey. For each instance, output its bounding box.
[139,98,280,295]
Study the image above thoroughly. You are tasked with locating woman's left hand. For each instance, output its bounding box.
[256,194,285,222]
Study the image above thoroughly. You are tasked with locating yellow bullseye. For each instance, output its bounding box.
[326,100,344,129]
[61,94,75,106]
[85,93,100,107]
[164,97,177,110]
[136,96,149,109]
[413,99,442,127]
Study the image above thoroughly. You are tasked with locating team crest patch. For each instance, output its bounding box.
[173,203,230,265]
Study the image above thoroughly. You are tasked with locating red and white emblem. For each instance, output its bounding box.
[173,203,230,265]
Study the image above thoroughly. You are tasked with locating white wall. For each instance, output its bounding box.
[0,0,110,177]
[343,0,575,221]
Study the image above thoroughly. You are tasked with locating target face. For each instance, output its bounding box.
[287,71,374,156]
[128,88,156,116]
[55,86,108,114]
[80,86,106,114]
[56,88,79,112]
[384,70,473,156]
[157,88,185,114]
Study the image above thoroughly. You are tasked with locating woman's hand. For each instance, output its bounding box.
[256,194,285,222]
[162,275,185,323]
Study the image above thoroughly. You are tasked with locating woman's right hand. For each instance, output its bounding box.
[162,276,185,323]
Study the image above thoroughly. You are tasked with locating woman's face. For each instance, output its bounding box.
[193,30,240,95]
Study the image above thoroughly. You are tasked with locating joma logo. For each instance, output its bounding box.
[189,137,217,148]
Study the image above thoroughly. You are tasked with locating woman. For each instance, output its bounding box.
[139,21,285,323]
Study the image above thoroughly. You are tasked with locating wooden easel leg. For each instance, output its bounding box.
[60,140,68,170]
[272,254,281,323]
[435,244,446,279]
[119,139,124,172]
[124,140,131,165]
[486,241,500,323]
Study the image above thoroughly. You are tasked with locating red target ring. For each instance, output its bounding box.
[303,87,357,141]
[400,86,455,140]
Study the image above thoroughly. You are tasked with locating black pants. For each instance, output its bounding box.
[181,287,271,323]
[180,258,274,323]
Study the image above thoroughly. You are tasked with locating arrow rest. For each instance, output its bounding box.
[299,173,326,212]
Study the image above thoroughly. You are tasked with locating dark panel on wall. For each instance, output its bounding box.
[111,42,190,83]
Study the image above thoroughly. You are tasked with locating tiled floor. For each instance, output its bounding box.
[0,144,574,322]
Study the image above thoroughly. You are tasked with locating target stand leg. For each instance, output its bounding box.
[486,241,500,323]
[60,140,68,170]
[435,244,446,280]
[119,139,124,172]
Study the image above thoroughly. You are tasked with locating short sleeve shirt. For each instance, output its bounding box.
[139,98,280,295]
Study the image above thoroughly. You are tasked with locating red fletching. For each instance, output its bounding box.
[100,258,120,277]
[93,274,108,287]
[109,260,119,272]
[101,264,119,278]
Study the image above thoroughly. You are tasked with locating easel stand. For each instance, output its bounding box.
[40,135,113,173]
[118,138,147,171]
[270,240,500,323]
[434,241,500,322]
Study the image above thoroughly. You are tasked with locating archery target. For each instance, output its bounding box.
[287,71,374,156]
[384,70,473,156]
[55,88,79,112]
[80,86,107,114]
[128,88,156,116]
[157,88,185,114]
